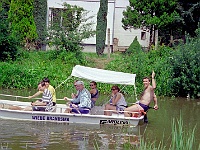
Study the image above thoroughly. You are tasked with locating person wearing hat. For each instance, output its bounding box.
[64,81,91,114]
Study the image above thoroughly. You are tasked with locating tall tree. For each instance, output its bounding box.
[96,0,108,55]
[8,0,37,50]
[0,0,19,61]
[33,0,47,50]
[122,0,179,47]
[176,0,200,37]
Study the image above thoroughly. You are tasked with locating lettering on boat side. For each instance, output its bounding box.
[32,115,69,122]
[100,119,129,125]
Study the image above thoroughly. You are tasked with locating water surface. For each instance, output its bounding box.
[0,89,200,149]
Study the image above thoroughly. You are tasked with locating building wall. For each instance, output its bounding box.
[47,0,150,53]
[114,0,150,48]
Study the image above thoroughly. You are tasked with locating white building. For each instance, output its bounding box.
[47,0,150,53]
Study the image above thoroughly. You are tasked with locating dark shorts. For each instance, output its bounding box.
[139,103,149,112]
[70,104,90,114]
[33,106,46,111]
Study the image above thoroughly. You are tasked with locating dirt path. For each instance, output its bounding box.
[86,55,113,69]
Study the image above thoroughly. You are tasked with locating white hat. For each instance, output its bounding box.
[76,81,84,85]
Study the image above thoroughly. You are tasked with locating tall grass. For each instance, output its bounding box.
[137,117,198,150]
[93,117,199,150]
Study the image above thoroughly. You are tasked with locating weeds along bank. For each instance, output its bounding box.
[0,34,200,98]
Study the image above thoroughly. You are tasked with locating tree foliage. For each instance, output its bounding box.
[122,0,179,30]
[8,0,37,49]
[122,0,200,45]
[47,3,95,53]
[0,0,19,61]
[96,0,108,55]
[170,29,200,97]
[122,0,179,47]
[33,0,47,50]
[175,0,200,37]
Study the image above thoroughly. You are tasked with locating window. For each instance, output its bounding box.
[141,32,146,40]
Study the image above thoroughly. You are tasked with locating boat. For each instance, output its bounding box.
[0,65,144,126]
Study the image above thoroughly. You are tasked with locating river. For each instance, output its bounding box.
[0,89,200,149]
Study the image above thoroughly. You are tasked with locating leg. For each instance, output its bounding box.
[124,104,143,117]
[104,104,116,116]
[64,107,72,113]
[9,105,23,110]
[144,114,148,123]
[23,106,33,111]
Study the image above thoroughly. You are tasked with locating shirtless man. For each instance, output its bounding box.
[124,71,158,117]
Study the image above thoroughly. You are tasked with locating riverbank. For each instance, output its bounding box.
[1,37,200,98]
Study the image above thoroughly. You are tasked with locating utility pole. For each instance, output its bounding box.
[107,28,110,58]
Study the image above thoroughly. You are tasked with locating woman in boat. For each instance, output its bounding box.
[89,81,99,108]
[104,85,127,116]
[64,81,91,114]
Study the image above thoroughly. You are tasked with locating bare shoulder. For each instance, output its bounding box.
[149,85,155,90]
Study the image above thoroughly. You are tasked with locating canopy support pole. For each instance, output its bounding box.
[133,84,138,102]
[55,76,72,89]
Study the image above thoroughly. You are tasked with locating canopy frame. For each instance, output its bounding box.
[56,65,138,101]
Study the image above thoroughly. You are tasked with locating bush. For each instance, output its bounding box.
[170,35,200,98]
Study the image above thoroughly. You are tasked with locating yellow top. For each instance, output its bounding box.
[39,84,56,103]
[48,84,56,103]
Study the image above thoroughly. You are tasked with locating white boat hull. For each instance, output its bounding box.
[0,100,144,126]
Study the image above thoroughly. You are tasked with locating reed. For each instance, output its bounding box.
[92,116,199,150]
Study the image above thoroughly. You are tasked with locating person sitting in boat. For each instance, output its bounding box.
[124,71,158,119]
[0,103,23,110]
[28,77,57,106]
[104,85,127,116]
[64,81,91,114]
[24,81,53,111]
[89,81,99,108]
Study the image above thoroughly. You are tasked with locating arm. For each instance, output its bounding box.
[32,101,47,106]
[64,97,73,101]
[29,91,42,99]
[153,93,158,110]
[112,93,121,106]
[152,71,156,89]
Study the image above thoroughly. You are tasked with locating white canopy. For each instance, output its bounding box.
[71,65,136,85]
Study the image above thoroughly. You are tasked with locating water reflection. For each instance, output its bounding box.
[0,119,145,150]
[0,89,200,149]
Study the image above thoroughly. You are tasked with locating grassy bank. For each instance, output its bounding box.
[0,33,200,98]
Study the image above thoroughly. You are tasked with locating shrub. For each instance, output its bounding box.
[170,36,200,98]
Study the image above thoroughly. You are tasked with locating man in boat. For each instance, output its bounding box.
[64,81,91,114]
[24,81,53,111]
[28,77,57,106]
[124,71,158,120]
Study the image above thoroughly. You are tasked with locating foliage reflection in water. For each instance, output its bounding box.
[0,119,145,150]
